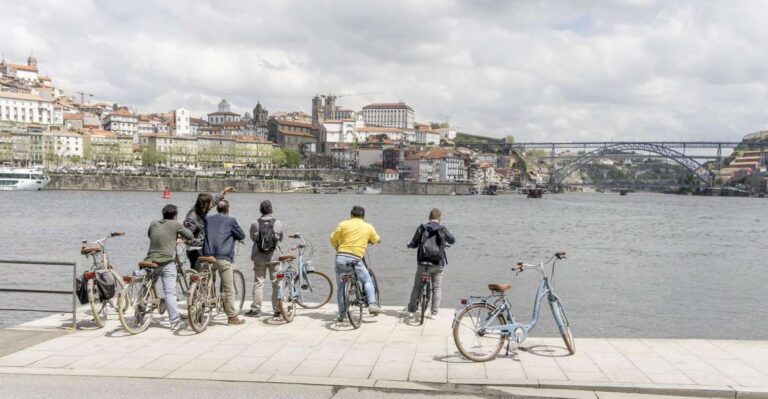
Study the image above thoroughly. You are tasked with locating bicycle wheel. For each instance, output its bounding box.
[232,269,246,313]
[368,268,381,307]
[87,279,107,328]
[176,266,190,300]
[117,279,154,334]
[551,299,575,355]
[187,281,213,333]
[419,281,430,326]
[345,280,364,329]
[453,302,507,362]
[278,280,296,323]
[296,270,333,309]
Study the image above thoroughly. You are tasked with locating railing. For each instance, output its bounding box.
[0,259,77,328]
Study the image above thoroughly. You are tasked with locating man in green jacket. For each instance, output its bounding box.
[145,204,194,331]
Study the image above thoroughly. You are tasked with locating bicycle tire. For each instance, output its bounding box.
[453,302,507,362]
[551,299,575,355]
[296,270,333,309]
[117,279,154,334]
[187,281,213,333]
[419,281,430,326]
[369,268,381,307]
[345,279,363,329]
[232,269,246,313]
[278,279,296,323]
[87,278,107,328]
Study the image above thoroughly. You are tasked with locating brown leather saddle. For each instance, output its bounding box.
[488,284,511,292]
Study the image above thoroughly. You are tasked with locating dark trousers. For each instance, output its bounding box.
[407,264,443,314]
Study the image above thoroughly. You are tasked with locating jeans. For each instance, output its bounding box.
[335,254,376,317]
[406,264,443,315]
[152,262,180,324]
[251,261,280,313]
[213,259,238,318]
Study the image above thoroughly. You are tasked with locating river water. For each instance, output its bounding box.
[0,191,766,339]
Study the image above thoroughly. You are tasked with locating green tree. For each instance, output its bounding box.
[284,148,301,167]
[272,148,288,167]
[142,148,167,167]
[526,149,549,158]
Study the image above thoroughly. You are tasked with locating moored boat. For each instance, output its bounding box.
[0,168,50,191]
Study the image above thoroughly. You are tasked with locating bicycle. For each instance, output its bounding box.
[339,253,381,329]
[452,252,575,362]
[414,265,433,326]
[186,252,246,333]
[80,231,127,328]
[116,260,167,334]
[275,233,334,323]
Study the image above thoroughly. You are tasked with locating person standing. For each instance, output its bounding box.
[330,205,381,322]
[144,204,194,331]
[246,200,284,318]
[184,187,234,271]
[405,208,455,320]
[203,199,246,325]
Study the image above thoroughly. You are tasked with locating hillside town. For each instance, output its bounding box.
[0,54,537,188]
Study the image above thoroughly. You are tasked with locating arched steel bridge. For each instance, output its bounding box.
[456,140,763,187]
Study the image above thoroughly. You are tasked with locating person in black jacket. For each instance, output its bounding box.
[183,187,234,271]
[404,208,455,320]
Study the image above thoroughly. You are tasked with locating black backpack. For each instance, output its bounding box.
[76,275,89,305]
[418,225,442,264]
[255,218,278,253]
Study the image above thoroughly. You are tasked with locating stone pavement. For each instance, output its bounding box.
[0,304,766,398]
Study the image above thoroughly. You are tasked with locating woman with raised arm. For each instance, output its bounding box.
[183,186,235,271]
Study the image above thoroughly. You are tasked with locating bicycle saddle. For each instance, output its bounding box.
[198,256,217,264]
[138,261,158,268]
[488,284,511,292]
[278,255,296,262]
[80,246,101,255]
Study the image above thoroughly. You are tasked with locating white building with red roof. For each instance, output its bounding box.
[362,102,414,129]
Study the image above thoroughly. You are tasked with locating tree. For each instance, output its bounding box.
[142,148,167,167]
[272,149,287,167]
[526,149,549,158]
[284,148,301,167]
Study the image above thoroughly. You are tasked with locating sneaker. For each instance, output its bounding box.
[404,311,414,319]
[427,313,437,320]
[227,316,245,325]
[245,309,261,317]
[369,303,381,316]
[170,320,187,331]
[273,311,282,318]
[336,315,346,323]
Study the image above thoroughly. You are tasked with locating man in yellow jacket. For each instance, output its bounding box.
[330,205,381,321]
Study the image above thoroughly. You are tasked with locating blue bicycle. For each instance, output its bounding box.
[275,233,334,323]
[452,252,574,362]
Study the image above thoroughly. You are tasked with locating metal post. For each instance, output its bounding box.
[716,144,722,172]
[72,261,77,329]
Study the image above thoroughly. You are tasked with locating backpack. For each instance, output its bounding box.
[418,224,442,265]
[94,270,116,301]
[255,218,278,253]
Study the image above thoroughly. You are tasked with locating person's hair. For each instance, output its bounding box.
[194,193,214,216]
[429,208,441,221]
[216,199,229,214]
[260,200,273,215]
[350,205,365,218]
[162,204,178,220]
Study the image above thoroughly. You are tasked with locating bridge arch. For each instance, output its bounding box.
[550,143,712,186]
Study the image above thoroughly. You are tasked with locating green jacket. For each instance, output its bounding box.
[144,219,194,263]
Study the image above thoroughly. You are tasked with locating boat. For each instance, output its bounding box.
[0,167,50,191]
[527,188,543,198]
[357,186,381,195]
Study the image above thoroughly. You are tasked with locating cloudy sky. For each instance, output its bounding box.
[2,0,767,141]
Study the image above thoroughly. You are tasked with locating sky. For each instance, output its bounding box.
[2,0,767,141]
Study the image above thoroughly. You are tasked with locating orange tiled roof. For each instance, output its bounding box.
[9,63,37,72]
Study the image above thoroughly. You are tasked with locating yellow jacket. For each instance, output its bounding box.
[330,217,381,258]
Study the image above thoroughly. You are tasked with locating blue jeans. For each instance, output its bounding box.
[335,254,376,316]
[153,262,180,324]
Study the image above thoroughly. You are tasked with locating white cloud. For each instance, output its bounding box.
[2,0,767,140]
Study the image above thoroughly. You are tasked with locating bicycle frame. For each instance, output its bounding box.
[276,235,314,302]
[83,233,126,290]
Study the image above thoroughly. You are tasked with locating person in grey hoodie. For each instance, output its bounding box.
[405,208,455,320]
[245,200,285,317]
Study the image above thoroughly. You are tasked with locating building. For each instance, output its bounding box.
[267,118,317,153]
[63,113,84,130]
[197,136,236,168]
[378,168,399,182]
[0,91,54,125]
[311,94,336,126]
[8,130,45,166]
[190,117,206,135]
[320,119,358,153]
[235,136,273,168]
[43,131,84,166]
[103,108,139,141]
[403,148,467,182]
[0,54,39,83]
[415,125,441,146]
[170,108,190,136]
[208,99,241,125]
[356,126,407,143]
[252,102,269,126]
[85,130,134,167]
[362,102,415,129]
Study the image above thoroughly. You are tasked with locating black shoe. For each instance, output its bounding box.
[336,315,345,323]
[245,309,260,317]
[273,311,281,318]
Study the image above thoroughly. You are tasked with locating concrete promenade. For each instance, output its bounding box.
[1,304,767,398]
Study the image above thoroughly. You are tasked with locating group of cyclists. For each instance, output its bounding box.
[143,187,455,332]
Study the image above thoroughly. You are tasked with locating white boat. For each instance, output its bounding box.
[0,168,50,191]
[357,186,381,195]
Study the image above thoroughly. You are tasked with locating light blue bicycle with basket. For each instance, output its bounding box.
[452,252,575,362]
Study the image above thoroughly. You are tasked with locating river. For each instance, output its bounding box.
[0,190,766,339]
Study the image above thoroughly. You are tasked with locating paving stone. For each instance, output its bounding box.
[331,363,374,379]
[215,356,268,373]
[290,359,339,377]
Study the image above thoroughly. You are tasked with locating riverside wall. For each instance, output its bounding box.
[47,175,474,195]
